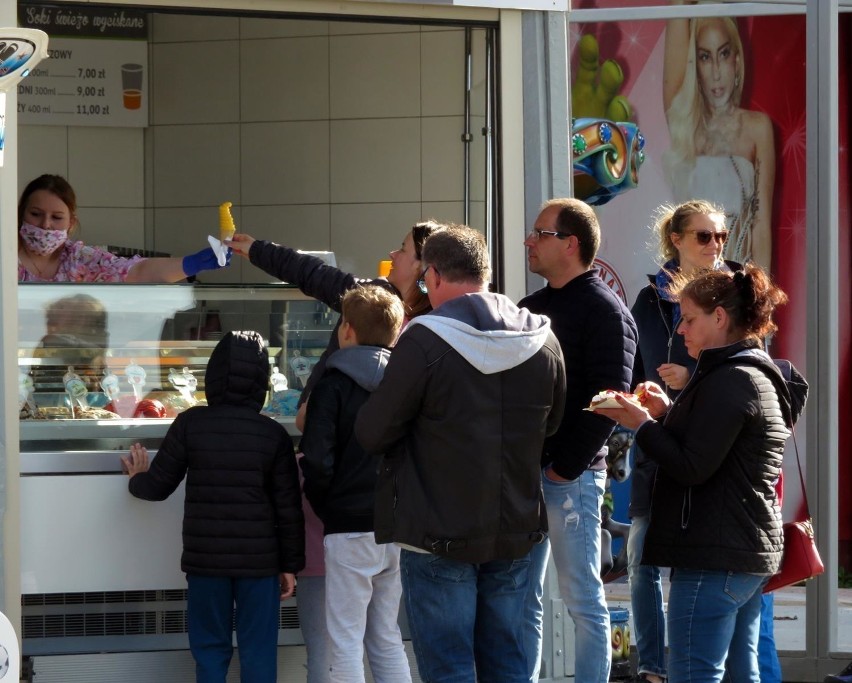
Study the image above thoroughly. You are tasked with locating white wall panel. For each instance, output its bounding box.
[20,475,186,594]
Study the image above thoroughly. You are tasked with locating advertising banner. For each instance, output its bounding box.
[569,8,850,537]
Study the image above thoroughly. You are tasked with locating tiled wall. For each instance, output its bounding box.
[19,12,489,284]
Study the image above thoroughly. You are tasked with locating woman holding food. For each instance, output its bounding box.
[628,199,736,683]
[599,263,807,682]
[17,174,227,283]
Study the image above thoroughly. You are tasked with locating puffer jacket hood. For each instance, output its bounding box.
[204,331,270,411]
[407,292,552,374]
[326,345,391,392]
[694,342,809,430]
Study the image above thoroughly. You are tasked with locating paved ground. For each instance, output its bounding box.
[605,577,852,652]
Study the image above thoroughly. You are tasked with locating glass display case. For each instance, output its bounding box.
[18,283,337,433]
[17,283,337,656]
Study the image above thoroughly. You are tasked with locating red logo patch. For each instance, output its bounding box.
[594,258,627,304]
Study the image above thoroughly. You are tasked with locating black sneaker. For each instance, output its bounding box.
[825,662,852,683]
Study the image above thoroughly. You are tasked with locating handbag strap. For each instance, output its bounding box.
[789,429,811,521]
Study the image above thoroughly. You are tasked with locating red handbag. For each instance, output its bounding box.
[764,434,825,593]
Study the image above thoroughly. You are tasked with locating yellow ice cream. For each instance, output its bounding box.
[219,202,235,242]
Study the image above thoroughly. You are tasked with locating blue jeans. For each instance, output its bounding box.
[400,549,532,683]
[627,515,667,678]
[186,574,280,683]
[541,468,611,683]
[667,569,766,683]
[523,539,550,681]
[757,593,782,683]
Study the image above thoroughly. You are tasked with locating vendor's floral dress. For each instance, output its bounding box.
[18,240,145,283]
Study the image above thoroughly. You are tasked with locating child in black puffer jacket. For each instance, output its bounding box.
[123,330,304,683]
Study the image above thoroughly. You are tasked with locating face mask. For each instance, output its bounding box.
[19,222,68,256]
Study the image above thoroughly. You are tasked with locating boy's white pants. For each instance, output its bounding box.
[324,532,412,683]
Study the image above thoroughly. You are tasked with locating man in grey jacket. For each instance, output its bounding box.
[355,224,566,683]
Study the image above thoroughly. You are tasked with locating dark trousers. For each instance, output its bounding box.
[186,574,280,683]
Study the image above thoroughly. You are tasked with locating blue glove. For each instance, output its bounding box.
[182,246,231,277]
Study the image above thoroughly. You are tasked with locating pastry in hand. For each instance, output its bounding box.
[585,387,645,411]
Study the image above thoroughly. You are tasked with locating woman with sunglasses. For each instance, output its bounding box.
[627,199,736,683]
[602,263,806,683]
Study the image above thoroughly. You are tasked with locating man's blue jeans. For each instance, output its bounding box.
[667,569,766,683]
[400,549,532,683]
[186,574,280,683]
[540,468,611,683]
[523,539,550,681]
[627,514,667,678]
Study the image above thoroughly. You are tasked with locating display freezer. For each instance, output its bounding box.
[16,283,337,657]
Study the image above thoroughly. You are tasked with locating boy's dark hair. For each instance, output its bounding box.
[341,285,404,347]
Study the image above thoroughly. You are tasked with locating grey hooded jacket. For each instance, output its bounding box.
[355,292,567,563]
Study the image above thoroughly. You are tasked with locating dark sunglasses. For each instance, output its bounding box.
[684,229,729,246]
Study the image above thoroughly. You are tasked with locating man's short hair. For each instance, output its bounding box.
[543,198,601,267]
[341,285,404,347]
[421,224,491,285]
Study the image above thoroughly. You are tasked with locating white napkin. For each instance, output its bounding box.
[207,235,230,267]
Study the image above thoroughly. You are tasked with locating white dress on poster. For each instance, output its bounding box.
[673,154,757,266]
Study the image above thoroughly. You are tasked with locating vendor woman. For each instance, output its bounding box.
[17,174,228,283]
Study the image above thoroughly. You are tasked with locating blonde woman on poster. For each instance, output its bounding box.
[663,1,775,270]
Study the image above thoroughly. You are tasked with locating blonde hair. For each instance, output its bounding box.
[651,199,725,264]
[664,16,746,192]
[341,285,404,348]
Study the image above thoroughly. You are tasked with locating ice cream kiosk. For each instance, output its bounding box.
[2,0,847,681]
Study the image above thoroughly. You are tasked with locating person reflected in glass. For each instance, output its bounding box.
[32,292,110,398]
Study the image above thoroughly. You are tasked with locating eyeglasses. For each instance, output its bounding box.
[417,265,438,294]
[684,229,729,246]
[527,228,576,241]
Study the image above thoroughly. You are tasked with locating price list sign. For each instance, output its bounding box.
[17,4,148,127]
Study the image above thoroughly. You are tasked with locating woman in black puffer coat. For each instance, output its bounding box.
[629,200,740,683]
[600,264,807,683]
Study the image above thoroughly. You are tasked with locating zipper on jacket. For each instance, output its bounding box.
[681,487,691,530]
[654,288,680,391]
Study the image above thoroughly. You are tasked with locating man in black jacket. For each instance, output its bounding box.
[122,331,304,683]
[356,224,566,683]
[520,198,637,683]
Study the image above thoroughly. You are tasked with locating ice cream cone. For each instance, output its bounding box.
[219,202,236,242]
